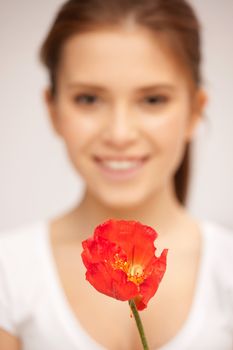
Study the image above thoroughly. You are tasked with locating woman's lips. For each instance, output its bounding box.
[93,156,149,181]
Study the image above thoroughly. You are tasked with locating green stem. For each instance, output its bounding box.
[128,299,150,350]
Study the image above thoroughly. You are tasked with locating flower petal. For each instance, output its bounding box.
[81,235,125,267]
[94,219,158,268]
[86,262,139,300]
[81,234,139,300]
[136,248,168,310]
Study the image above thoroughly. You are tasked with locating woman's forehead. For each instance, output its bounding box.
[58,27,189,88]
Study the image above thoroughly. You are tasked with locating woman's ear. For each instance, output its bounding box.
[43,88,62,137]
[186,88,208,142]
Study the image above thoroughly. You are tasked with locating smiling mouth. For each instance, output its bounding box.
[93,155,150,180]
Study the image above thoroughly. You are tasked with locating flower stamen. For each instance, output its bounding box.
[111,253,129,273]
[128,264,145,284]
[112,254,145,285]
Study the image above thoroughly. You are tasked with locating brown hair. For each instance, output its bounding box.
[39,0,202,205]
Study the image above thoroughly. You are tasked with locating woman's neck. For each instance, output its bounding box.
[67,182,187,241]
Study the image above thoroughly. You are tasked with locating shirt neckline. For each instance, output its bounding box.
[39,219,210,350]
[40,221,106,349]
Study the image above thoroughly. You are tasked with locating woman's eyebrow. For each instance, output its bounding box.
[67,82,176,92]
[67,82,106,92]
[136,84,176,93]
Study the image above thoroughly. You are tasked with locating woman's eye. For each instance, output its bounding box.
[144,95,168,105]
[73,94,98,105]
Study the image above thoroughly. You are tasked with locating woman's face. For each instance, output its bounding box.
[46,26,206,209]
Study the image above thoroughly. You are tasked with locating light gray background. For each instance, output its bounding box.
[0,0,233,231]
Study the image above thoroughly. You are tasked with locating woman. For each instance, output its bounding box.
[0,0,233,349]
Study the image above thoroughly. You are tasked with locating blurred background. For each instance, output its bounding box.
[0,0,233,231]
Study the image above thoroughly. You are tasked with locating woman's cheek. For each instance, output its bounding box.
[146,113,189,173]
[60,112,102,150]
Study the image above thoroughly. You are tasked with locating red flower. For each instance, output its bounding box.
[81,219,168,311]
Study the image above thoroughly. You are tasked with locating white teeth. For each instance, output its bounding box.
[102,160,141,170]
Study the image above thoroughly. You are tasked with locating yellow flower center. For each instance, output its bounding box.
[112,254,145,285]
[128,264,144,284]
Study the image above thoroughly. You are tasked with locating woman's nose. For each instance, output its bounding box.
[101,104,139,148]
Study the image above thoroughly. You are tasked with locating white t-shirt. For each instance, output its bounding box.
[0,220,233,350]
